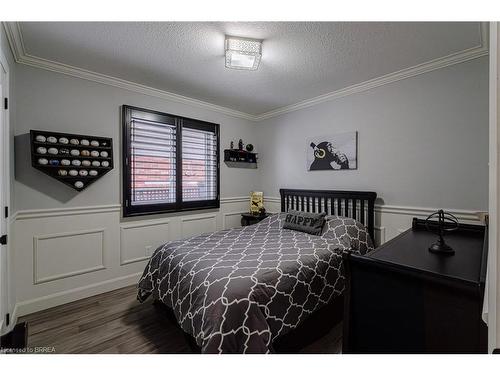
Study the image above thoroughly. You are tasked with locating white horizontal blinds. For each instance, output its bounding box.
[130,117,176,206]
[182,125,217,202]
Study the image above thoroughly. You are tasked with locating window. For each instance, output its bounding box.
[122,105,219,217]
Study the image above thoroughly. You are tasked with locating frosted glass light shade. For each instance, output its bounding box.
[225,36,262,70]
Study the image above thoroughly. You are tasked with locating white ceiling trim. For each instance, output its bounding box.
[254,22,489,121]
[2,22,256,121]
[3,22,489,122]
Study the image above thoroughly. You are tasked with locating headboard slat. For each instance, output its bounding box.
[360,200,365,225]
[280,189,377,243]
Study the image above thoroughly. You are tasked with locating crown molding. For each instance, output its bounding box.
[2,22,258,121]
[254,22,489,121]
[3,22,489,122]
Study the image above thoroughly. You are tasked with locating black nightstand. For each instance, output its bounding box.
[241,213,270,226]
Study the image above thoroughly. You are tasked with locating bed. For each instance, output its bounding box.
[137,188,377,353]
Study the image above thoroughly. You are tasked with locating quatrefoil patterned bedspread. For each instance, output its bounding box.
[137,213,373,353]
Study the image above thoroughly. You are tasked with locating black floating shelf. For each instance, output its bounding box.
[223,149,258,169]
[30,130,114,191]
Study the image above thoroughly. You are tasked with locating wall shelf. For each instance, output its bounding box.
[223,149,258,169]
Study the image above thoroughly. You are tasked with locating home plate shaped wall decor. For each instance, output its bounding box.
[30,130,114,191]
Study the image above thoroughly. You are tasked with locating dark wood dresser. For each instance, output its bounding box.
[343,218,488,353]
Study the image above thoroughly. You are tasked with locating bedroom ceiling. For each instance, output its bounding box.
[13,22,485,117]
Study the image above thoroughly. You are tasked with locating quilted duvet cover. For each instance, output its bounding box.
[137,213,373,353]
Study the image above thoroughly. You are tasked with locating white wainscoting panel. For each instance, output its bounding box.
[10,196,482,321]
[11,198,250,317]
[223,211,247,229]
[13,207,121,316]
[120,220,170,265]
[181,214,218,238]
[373,227,387,246]
[33,228,106,284]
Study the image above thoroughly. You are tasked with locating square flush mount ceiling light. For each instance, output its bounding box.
[225,36,262,71]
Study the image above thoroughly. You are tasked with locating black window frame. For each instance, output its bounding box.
[122,105,220,217]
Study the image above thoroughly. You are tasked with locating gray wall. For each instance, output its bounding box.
[13,64,260,211]
[257,57,489,210]
[11,55,490,212]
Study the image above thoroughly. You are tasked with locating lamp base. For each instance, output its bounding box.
[428,241,455,255]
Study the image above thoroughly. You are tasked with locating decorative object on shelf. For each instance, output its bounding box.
[245,143,254,152]
[30,130,113,191]
[425,209,459,255]
[238,139,243,150]
[250,191,264,214]
[307,131,358,171]
[230,141,234,149]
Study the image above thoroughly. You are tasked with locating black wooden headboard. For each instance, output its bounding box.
[280,188,377,242]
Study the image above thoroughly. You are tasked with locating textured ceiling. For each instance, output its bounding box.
[18,22,482,116]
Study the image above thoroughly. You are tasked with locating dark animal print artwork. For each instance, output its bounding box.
[137,213,373,353]
[307,131,357,170]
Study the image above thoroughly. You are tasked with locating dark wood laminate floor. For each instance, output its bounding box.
[19,285,342,354]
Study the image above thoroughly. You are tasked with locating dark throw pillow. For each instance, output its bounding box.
[282,210,327,235]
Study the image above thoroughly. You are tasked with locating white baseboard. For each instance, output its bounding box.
[13,272,142,318]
